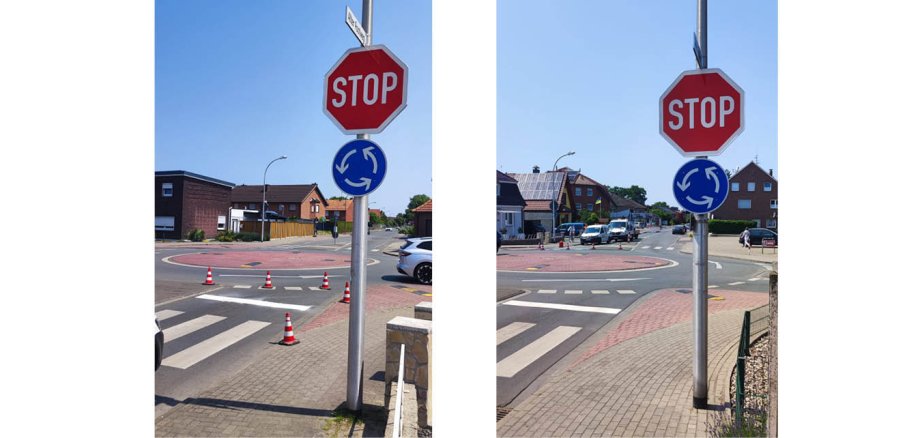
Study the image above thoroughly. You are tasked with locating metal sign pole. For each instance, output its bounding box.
[346,0,372,413]
[692,0,709,410]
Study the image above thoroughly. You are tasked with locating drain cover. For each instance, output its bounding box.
[497,407,512,422]
[323,259,336,262]
[244,262,261,267]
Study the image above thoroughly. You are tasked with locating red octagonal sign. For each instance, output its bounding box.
[323,45,408,135]
[659,68,743,157]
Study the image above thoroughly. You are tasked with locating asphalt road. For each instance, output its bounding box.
[496,227,771,407]
[154,230,414,418]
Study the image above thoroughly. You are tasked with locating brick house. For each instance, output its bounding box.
[507,168,574,233]
[155,170,235,240]
[413,199,432,237]
[324,198,384,225]
[557,167,616,219]
[231,184,328,222]
[711,162,778,230]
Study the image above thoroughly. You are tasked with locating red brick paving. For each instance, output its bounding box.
[497,252,671,272]
[298,283,432,333]
[169,250,354,269]
[572,289,768,367]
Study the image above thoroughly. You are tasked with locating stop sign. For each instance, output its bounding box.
[323,45,408,135]
[659,68,743,157]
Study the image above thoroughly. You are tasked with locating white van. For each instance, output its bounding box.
[608,219,637,242]
[580,224,611,245]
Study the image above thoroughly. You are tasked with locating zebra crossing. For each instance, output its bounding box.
[640,245,675,250]
[534,289,636,295]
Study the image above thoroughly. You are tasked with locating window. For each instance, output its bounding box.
[575,187,582,196]
[587,204,594,211]
[731,182,740,192]
[576,203,582,210]
[503,213,513,226]
[770,199,777,209]
[738,199,752,209]
[217,215,226,231]
[767,219,777,228]
[417,241,432,251]
[497,184,500,196]
[764,182,773,192]
[155,216,175,231]
[161,183,173,197]
[248,203,256,210]
[279,204,285,212]
[747,182,756,191]
[290,204,297,211]
[587,187,593,197]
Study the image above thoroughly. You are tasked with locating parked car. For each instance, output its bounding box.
[580,224,611,245]
[155,316,164,371]
[672,224,687,234]
[398,237,432,284]
[385,227,393,231]
[555,222,586,237]
[523,221,546,236]
[608,219,637,242]
[745,228,778,246]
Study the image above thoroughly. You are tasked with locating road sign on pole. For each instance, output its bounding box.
[323,44,408,135]
[659,68,743,157]
[332,139,387,196]
[345,6,369,47]
[673,158,729,214]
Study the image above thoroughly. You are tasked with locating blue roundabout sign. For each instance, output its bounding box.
[332,139,387,196]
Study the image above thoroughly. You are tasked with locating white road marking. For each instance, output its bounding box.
[654,246,663,250]
[308,287,321,291]
[161,320,271,370]
[284,286,303,291]
[196,294,311,311]
[728,281,746,286]
[709,261,723,269]
[163,315,226,342]
[156,309,184,321]
[522,278,650,283]
[537,289,557,294]
[666,247,674,251]
[503,300,621,315]
[748,278,762,282]
[591,290,610,294]
[641,246,650,249]
[233,285,251,289]
[617,290,636,295]
[496,322,536,346]
[709,285,720,289]
[564,290,582,295]
[371,249,380,252]
[496,326,581,378]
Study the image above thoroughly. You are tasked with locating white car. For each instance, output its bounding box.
[385,227,394,231]
[397,237,432,284]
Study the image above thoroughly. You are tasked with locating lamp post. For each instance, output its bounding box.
[261,155,287,242]
[551,151,575,240]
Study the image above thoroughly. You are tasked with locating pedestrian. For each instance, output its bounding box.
[741,227,751,253]
[567,225,575,243]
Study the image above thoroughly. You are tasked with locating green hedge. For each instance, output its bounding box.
[709,219,757,234]
[237,232,262,242]
[187,229,205,242]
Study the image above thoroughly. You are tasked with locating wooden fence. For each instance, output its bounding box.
[240,222,315,239]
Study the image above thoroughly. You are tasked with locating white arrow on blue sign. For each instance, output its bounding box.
[673,158,729,214]
[332,139,387,196]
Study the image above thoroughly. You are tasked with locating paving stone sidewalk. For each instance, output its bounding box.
[497,289,768,437]
[155,285,430,437]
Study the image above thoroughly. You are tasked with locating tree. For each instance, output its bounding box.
[650,201,670,210]
[369,212,381,225]
[405,194,431,216]
[608,185,648,205]
[649,208,673,224]
[329,196,349,201]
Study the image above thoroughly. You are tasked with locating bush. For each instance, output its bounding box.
[398,226,414,236]
[216,231,237,242]
[237,232,262,242]
[187,229,205,242]
[709,219,757,234]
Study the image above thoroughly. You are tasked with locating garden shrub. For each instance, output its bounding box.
[709,219,757,235]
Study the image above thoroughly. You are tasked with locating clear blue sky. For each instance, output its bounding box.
[497,0,777,208]
[156,0,431,218]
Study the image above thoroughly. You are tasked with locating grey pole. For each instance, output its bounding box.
[551,151,575,240]
[346,0,372,412]
[692,0,709,409]
[261,155,287,242]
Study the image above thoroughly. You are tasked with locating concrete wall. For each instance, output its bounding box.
[385,316,432,430]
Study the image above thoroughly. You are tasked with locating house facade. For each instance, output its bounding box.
[231,184,328,222]
[155,170,235,240]
[507,169,574,233]
[413,199,432,237]
[711,162,778,229]
[496,170,527,238]
[557,167,616,219]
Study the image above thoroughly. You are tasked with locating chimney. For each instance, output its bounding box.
[769,169,773,176]
[533,165,540,173]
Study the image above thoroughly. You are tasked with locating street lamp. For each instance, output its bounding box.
[551,151,575,240]
[261,155,287,242]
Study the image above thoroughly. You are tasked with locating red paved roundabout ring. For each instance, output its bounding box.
[497,252,673,272]
[165,251,370,270]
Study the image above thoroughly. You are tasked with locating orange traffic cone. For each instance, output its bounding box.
[558,240,564,248]
[260,271,274,289]
[202,267,215,285]
[538,242,545,250]
[342,281,351,303]
[321,272,330,290]
[279,312,299,346]
[618,242,623,250]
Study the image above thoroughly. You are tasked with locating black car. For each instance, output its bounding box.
[746,228,778,246]
[672,224,687,234]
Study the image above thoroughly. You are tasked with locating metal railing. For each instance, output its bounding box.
[735,303,768,428]
[393,344,406,438]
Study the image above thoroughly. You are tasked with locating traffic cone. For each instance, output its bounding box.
[618,242,623,250]
[321,272,331,290]
[558,240,564,248]
[566,241,571,250]
[261,271,274,289]
[202,267,215,285]
[538,242,545,251]
[591,242,596,250]
[342,281,351,304]
[279,312,299,346]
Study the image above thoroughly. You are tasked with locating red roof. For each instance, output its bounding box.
[412,199,432,213]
